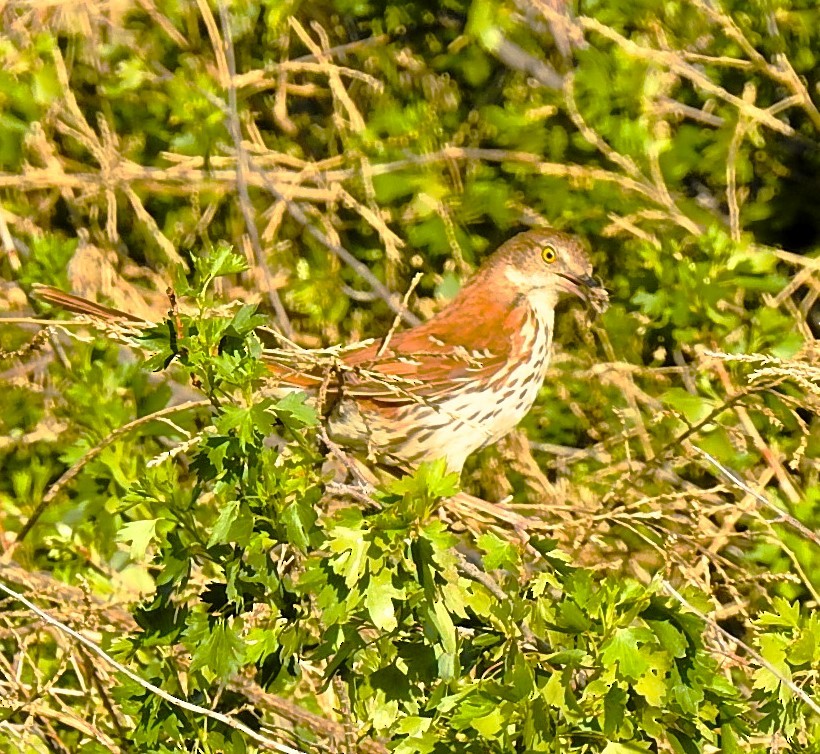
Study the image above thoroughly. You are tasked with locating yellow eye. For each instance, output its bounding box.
[541,245,558,264]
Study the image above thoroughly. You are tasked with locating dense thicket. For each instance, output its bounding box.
[1,1,818,752]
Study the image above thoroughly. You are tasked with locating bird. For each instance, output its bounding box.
[32,229,607,473]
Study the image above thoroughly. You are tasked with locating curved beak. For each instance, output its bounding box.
[556,273,609,313]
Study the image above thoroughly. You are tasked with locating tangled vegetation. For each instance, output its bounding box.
[0,0,818,752]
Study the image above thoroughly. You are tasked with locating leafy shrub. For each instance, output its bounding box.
[1,0,818,752]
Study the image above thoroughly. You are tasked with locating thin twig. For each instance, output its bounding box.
[662,580,820,717]
[216,2,293,337]
[288,34,390,64]
[580,15,795,137]
[693,447,819,550]
[15,400,211,544]
[252,169,421,327]
[726,84,755,242]
[0,580,307,754]
[453,551,538,646]
[376,273,422,358]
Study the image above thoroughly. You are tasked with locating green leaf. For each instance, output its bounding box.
[635,670,667,706]
[188,619,246,679]
[672,681,703,715]
[434,271,462,301]
[227,304,267,337]
[661,388,716,425]
[601,743,649,754]
[558,599,592,632]
[449,692,496,725]
[388,459,460,501]
[275,392,318,428]
[429,599,457,655]
[470,707,504,738]
[117,519,159,561]
[195,242,248,293]
[365,570,401,631]
[395,717,433,737]
[753,634,792,698]
[280,500,315,552]
[601,628,651,679]
[215,401,275,447]
[756,633,790,674]
[648,620,688,658]
[393,733,437,754]
[789,623,819,666]
[603,685,627,737]
[542,672,567,710]
[329,523,369,589]
[208,498,253,546]
[667,729,699,754]
[508,646,535,701]
[244,627,281,665]
[720,724,742,754]
[756,597,801,628]
[478,531,518,570]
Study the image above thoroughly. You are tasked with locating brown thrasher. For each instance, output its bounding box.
[33,229,607,472]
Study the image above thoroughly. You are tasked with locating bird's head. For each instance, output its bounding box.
[483,229,609,313]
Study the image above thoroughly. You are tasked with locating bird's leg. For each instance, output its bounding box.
[315,363,376,494]
[322,446,382,513]
[318,425,376,494]
[324,480,379,508]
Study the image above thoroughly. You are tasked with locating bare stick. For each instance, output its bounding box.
[0,580,307,754]
[580,15,795,137]
[376,273,422,358]
[16,400,211,544]
[252,169,421,327]
[216,2,293,337]
[694,446,819,550]
[662,580,820,717]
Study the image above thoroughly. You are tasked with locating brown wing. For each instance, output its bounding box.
[338,333,508,404]
[263,301,526,406]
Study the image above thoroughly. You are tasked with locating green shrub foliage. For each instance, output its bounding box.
[1,0,818,752]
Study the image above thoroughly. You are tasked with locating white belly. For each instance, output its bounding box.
[384,306,553,471]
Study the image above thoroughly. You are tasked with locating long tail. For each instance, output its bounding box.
[31,284,149,324]
[32,284,330,392]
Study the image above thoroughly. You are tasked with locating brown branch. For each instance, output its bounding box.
[580,15,796,137]
[251,169,422,327]
[694,447,819,551]
[663,581,820,717]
